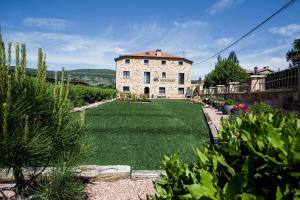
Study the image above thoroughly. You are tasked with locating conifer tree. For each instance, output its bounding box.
[20,43,26,81]
[14,42,20,82]
[0,33,85,200]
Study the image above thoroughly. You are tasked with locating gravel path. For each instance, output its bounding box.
[85,179,156,200]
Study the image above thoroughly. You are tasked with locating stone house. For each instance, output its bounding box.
[114,49,193,98]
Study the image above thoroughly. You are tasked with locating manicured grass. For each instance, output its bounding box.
[82,99,210,169]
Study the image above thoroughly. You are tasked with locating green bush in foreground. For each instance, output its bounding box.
[0,35,85,199]
[68,84,116,107]
[148,111,300,200]
[30,161,84,200]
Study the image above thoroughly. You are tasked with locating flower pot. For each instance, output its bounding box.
[223,105,234,115]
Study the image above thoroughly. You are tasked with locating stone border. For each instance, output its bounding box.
[0,165,166,183]
[202,107,219,144]
[73,99,116,112]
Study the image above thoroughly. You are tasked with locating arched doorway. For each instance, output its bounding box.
[144,87,150,96]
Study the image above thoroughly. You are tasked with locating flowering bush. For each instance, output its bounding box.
[231,103,249,113]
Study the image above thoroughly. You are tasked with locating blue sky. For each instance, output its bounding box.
[1,0,300,79]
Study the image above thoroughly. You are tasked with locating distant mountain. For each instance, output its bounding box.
[25,68,116,86]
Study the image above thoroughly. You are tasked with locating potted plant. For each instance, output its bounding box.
[216,96,224,111]
[223,99,235,114]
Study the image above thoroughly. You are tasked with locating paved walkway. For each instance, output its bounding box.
[73,99,116,112]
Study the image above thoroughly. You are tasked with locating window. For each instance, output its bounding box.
[161,60,166,65]
[125,59,130,64]
[178,73,185,84]
[144,72,150,84]
[178,88,184,95]
[144,59,149,64]
[179,61,183,66]
[159,87,165,94]
[162,72,166,78]
[123,71,130,78]
[123,86,130,92]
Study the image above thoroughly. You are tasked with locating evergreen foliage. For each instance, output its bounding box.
[286,38,300,67]
[0,33,85,199]
[204,54,249,87]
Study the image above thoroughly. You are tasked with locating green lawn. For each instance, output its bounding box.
[82,99,210,169]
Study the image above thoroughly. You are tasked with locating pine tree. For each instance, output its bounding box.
[228,51,239,64]
[20,43,26,81]
[0,34,85,199]
[14,42,20,82]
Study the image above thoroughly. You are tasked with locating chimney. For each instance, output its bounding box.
[156,49,162,56]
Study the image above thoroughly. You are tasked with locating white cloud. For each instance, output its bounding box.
[208,0,242,15]
[23,17,70,30]
[3,18,293,79]
[215,37,233,47]
[173,20,207,28]
[269,24,300,37]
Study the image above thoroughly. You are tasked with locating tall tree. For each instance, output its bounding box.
[204,57,248,87]
[286,38,300,67]
[228,50,239,64]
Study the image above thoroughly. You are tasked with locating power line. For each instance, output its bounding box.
[193,0,297,65]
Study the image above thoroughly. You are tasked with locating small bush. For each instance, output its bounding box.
[224,98,235,105]
[131,93,137,101]
[142,94,149,102]
[250,101,273,115]
[68,84,117,107]
[30,163,84,200]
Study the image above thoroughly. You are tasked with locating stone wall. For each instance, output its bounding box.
[116,58,191,98]
[226,88,299,112]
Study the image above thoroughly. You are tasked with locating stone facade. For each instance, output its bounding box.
[115,50,192,98]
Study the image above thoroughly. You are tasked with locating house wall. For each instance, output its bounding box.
[116,58,191,98]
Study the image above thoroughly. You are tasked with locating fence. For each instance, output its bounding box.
[265,67,298,90]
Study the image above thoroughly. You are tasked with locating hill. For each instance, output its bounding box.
[25,68,116,86]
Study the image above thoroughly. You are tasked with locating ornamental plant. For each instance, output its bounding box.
[148,111,300,199]
[224,98,235,105]
[0,34,85,199]
[231,104,249,113]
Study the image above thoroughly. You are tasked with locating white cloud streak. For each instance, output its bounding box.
[23,17,70,30]
[2,18,292,79]
[208,0,241,15]
[269,23,300,37]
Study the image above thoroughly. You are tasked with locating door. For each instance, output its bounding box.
[144,87,150,96]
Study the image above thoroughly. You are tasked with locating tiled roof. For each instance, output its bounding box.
[242,66,274,74]
[115,50,193,64]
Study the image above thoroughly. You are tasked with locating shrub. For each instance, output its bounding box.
[250,101,273,115]
[224,98,235,105]
[30,162,84,200]
[142,94,149,102]
[0,37,86,199]
[148,111,300,199]
[68,84,116,107]
[131,93,137,101]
